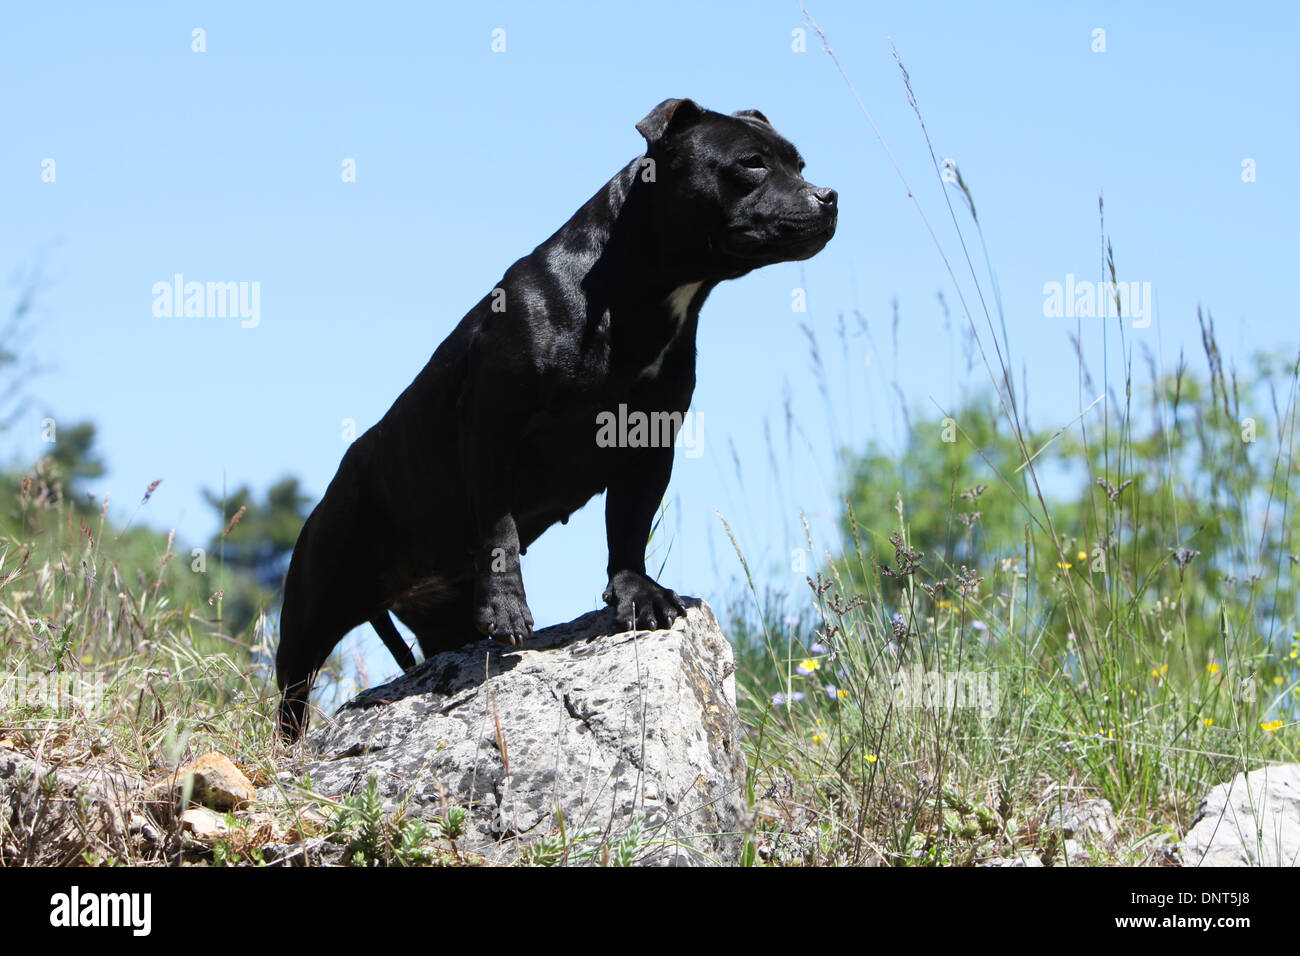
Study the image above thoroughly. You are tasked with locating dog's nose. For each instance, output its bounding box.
[813,187,838,207]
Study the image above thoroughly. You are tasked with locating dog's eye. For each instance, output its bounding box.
[738,155,767,170]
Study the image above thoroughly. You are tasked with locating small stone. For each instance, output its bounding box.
[1048,797,1118,845]
[127,812,162,846]
[151,751,256,813]
[979,851,1044,867]
[180,806,230,842]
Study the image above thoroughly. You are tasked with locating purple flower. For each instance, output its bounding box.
[810,641,828,654]
[971,621,987,632]
[772,691,805,707]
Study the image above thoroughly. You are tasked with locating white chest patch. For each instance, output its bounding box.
[640,281,701,380]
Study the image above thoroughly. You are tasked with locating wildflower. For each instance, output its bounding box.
[863,753,878,764]
[937,599,952,609]
[796,658,819,676]
[971,620,987,632]
[1057,560,1073,571]
[1203,718,1214,727]
[1261,720,1285,733]
[1207,663,1221,675]
[772,691,804,707]
[809,641,828,654]
[812,733,827,746]
[1077,551,1087,562]
[1291,650,1299,661]
[1275,677,1284,686]
[1151,664,1168,680]
[823,684,849,700]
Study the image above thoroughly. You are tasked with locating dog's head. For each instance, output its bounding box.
[636,98,837,278]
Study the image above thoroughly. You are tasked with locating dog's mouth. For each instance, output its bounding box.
[722,216,837,261]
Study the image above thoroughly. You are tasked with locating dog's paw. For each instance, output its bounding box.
[474,578,534,645]
[603,570,687,631]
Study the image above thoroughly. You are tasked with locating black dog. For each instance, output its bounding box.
[276,98,837,739]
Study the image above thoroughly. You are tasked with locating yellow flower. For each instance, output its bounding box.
[812,733,827,746]
[1261,720,1285,733]
[1057,561,1073,571]
[1207,663,1221,675]
[1291,650,1299,660]
[937,599,952,609]
[863,753,878,764]
[1151,664,1168,680]
[1077,551,1088,562]
[798,657,819,674]
[1274,677,1285,686]
[1203,718,1214,727]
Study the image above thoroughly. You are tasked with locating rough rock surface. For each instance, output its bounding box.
[1180,763,1300,867]
[1049,797,1118,846]
[282,598,747,865]
[1,747,139,865]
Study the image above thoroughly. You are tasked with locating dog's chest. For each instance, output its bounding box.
[636,282,701,381]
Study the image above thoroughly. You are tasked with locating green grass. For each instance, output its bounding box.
[720,16,1299,866]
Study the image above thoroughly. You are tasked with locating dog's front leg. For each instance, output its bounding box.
[603,443,688,630]
[472,507,533,645]
[460,398,533,646]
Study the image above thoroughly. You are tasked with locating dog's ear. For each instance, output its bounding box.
[732,108,772,126]
[636,98,704,147]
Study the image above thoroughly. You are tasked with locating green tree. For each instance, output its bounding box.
[203,476,312,636]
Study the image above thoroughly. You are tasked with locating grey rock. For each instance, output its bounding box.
[1063,838,1089,864]
[1180,763,1300,866]
[1046,796,1118,845]
[1,746,139,864]
[256,836,337,866]
[285,599,746,865]
[978,851,1044,867]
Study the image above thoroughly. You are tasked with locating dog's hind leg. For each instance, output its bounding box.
[370,611,418,673]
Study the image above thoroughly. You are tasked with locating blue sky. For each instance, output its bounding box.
[2,1,1297,683]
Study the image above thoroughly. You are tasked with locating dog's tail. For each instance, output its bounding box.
[370,612,418,673]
